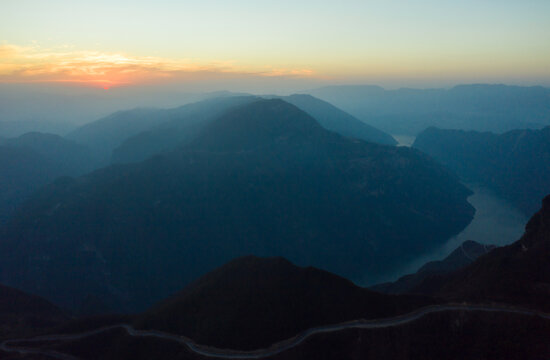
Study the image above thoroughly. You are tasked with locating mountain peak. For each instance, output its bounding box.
[135,255,430,350]
[192,98,324,151]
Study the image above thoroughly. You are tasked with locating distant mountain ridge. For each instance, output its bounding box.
[0,99,473,312]
[413,126,550,216]
[269,94,396,145]
[111,94,395,164]
[2,132,96,174]
[0,120,75,138]
[110,96,259,163]
[67,94,248,161]
[189,99,325,151]
[0,132,96,224]
[67,107,173,162]
[308,84,550,135]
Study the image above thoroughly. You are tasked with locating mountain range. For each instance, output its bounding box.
[109,96,260,164]
[413,126,550,216]
[0,99,473,313]
[0,132,96,224]
[308,84,550,135]
[3,88,548,359]
[71,94,397,165]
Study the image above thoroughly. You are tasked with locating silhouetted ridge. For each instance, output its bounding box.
[0,132,96,224]
[412,195,550,311]
[136,256,432,350]
[308,84,550,135]
[112,95,395,164]
[274,94,397,145]
[110,96,259,163]
[372,240,496,294]
[67,108,163,160]
[3,131,96,173]
[522,195,550,247]
[0,283,68,337]
[193,99,324,151]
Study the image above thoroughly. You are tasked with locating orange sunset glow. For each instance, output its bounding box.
[0,44,317,89]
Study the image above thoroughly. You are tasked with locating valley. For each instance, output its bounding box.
[383,184,528,284]
[0,81,548,360]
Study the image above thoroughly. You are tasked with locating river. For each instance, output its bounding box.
[377,133,528,283]
[377,183,529,284]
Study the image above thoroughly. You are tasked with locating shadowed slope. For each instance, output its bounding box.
[111,96,259,164]
[0,283,68,338]
[413,195,550,311]
[0,99,473,312]
[275,94,396,145]
[373,240,496,294]
[136,256,433,350]
[0,132,95,224]
[112,94,395,165]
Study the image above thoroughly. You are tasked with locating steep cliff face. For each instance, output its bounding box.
[372,240,496,294]
[413,195,550,311]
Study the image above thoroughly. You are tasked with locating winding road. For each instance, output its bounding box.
[2,304,549,359]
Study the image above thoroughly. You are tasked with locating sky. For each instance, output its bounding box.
[1,0,550,90]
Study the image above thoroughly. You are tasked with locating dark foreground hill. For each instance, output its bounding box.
[112,94,395,164]
[372,240,496,294]
[0,132,96,224]
[0,283,68,339]
[16,194,550,360]
[42,310,550,360]
[135,256,432,350]
[413,126,550,216]
[4,195,550,360]
[270,310,550,360]
[0,99,473,312]
[412,195,550,311]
